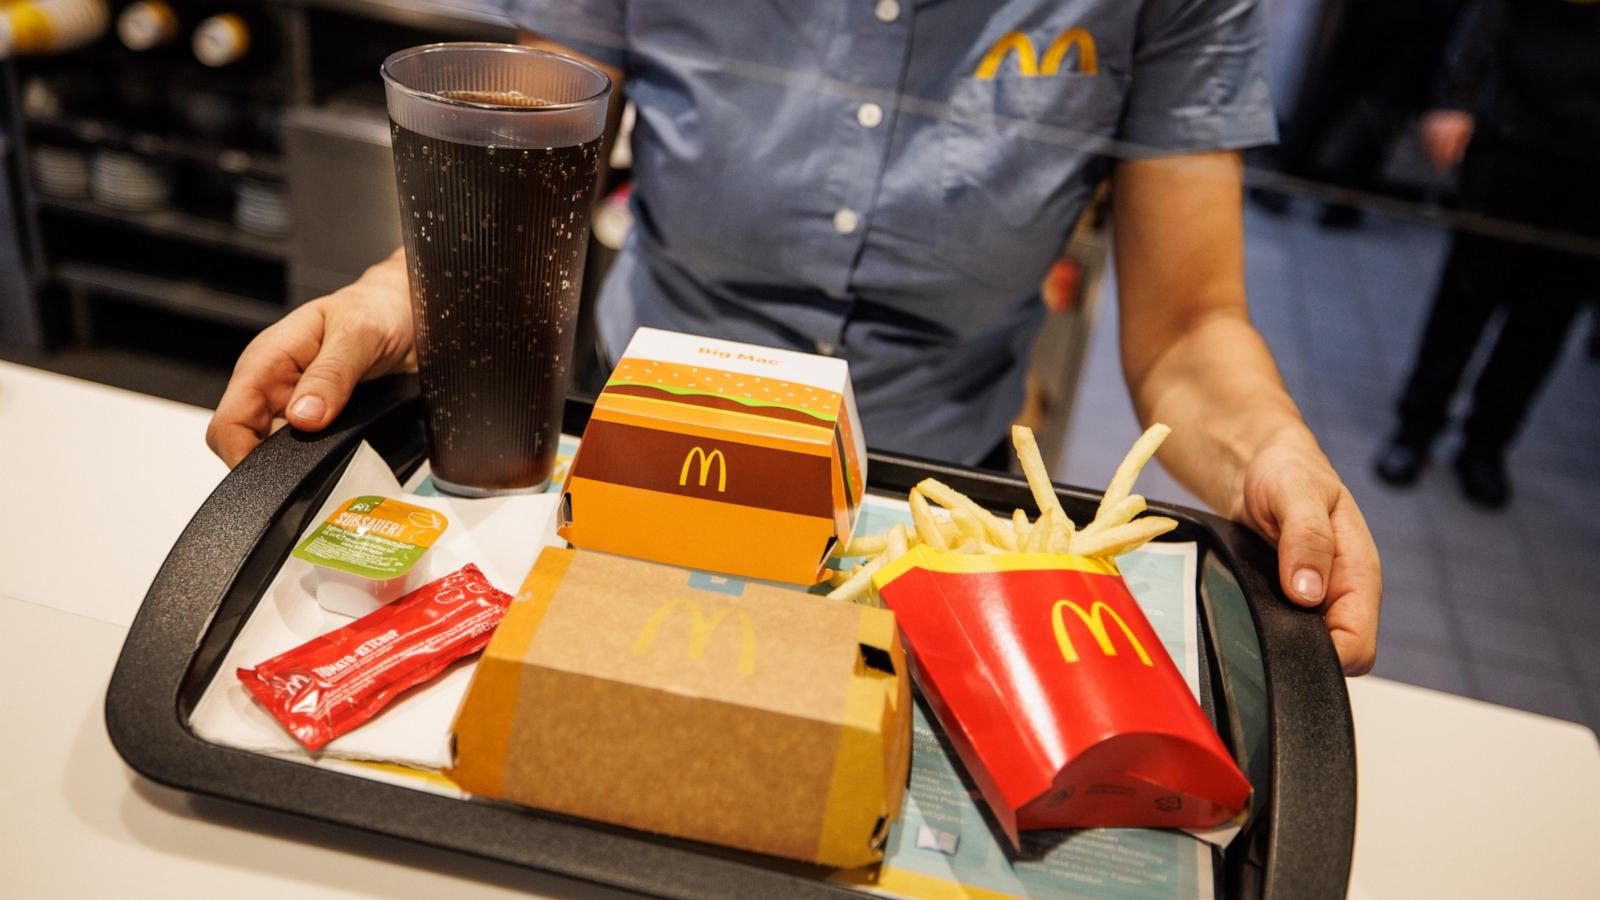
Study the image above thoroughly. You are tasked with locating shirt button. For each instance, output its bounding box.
[874,0,900,23]
[815,341,836,356]
[856,102,884,129]
[833,208,860,235]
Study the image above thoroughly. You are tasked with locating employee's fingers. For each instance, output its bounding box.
[1320,490,1383,676]
[207,304,327,466]
[285,312,389,431]
[1262,471,1339,609]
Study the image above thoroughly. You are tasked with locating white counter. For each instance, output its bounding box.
[0,361,618,900]
[1346,677,1600,899]
[3,360,1596,899]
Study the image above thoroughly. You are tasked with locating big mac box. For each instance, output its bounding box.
[448,547,912,868]
[558,327,866,585]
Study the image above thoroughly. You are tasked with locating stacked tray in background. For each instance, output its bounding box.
[90,150,172,211]
[233,178,290,237]
[30,145,92,199]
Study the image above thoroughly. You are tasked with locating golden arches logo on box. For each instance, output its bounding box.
[975,28,1098,79]
[679,446,728,493]
[632,598,756,676]
[1051,599,1153,667]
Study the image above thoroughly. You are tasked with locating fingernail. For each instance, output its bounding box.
[1293,568,1324,603]
[290,395,326,424]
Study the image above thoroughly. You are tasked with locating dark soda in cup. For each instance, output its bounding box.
[382,43,611,495]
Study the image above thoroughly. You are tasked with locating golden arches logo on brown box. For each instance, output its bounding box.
[975,27,1098,79]
[632,598,755,676]
[677,446,728,493]
[1051,598,1153,667]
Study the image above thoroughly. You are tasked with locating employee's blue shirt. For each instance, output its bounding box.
[506,0,1275,464]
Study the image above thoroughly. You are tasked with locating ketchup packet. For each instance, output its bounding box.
[238,563,513,751]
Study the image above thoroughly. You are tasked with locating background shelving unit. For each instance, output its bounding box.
[0,0,516,367]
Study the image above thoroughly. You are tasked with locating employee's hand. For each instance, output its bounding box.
[207,249,416,467]
[1420,109,1474,172]
[1236,439,1382,675]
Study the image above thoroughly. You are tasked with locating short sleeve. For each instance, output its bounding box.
[1116,0,1277,155]
[499,0,629,71]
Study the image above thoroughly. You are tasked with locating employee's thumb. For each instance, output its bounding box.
[1273,491,1336,608]
[286,322,378,432]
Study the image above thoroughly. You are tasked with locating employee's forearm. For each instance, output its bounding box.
[1125,313,1318,519]
[1109,152,1324,519]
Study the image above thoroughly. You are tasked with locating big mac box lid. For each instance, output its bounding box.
[447,547,913,869]
[558,327,867,585]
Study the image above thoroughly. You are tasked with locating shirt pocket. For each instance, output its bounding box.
[936,71,1125,287]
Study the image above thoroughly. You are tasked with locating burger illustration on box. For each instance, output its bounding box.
[558,328,867,584]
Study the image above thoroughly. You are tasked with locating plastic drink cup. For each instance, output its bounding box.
[382,43,611,496]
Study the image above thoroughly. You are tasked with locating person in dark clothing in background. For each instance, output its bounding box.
[1254,0,1464,226]
[1375,0,1600,508]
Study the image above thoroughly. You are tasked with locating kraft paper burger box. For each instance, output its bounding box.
[558,327,867,585]
[874,547,1250,846]
[448,547,913,868]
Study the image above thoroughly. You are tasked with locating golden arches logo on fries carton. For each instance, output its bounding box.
[559,328,866,585]
[843,425,1250,843]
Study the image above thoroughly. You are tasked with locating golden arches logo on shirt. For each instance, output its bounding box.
[632,598,756,676]
[1051,599,1153,667]
[678,446,728,492]
[975,28,1098,79]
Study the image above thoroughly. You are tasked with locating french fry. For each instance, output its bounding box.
[1069,516,1178,558]
[992,511,1019,551]
[827,552,888,603]
[838,532,890,558]
[1047,515,1073,553]
[909,488,950,551]
[1025,509,1055,552]
[1082,494,1146,535]
[1091,424,1170,528]
[919,478,1016,549]
[836,426,1177,577]
[949,504,989,546]
[1012,425,1068,527]
[886,522,909,560]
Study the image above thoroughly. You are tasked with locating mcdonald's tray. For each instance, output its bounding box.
[105,376,1355,900]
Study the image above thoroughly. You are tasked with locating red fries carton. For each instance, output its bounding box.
[873,546,1250,845]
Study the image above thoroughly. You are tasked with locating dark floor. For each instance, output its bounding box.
[1063,202,1600,734]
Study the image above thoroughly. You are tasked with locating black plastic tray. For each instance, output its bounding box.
[106,376,1355,899]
